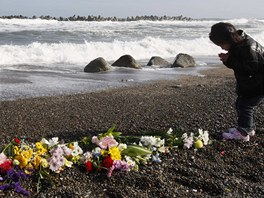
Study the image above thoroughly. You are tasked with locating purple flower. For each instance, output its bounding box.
[14,182,30,196]
[50,146,64,156]
[7,169,20,182]
[6,169,28,182]
[0,184,11,191]
[18,171,28,180]
[48,156,65,172]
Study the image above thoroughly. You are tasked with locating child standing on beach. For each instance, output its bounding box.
[209,22,264,141]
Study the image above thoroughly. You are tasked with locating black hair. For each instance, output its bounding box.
[209,22,244,46]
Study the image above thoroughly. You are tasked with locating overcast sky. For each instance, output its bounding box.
[0,0,263,19]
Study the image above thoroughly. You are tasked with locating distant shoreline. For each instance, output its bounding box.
[0,14,192,21]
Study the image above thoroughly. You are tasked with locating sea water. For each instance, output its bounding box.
[0,18,263,100]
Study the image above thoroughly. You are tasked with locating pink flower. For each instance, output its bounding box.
[183,137,193,149]
[91,136,99,144]
[107,160,131,177]
[98,136,118,149]
[114,160,130,171]
[0,153,8,165]
[220,151,225,156]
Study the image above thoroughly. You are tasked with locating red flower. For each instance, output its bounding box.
[14,137,20,145]
[0,160,12,174]
[85,161,93,172]
[101,156,114,169]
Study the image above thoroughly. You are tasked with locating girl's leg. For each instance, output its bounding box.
[236,95,264,134]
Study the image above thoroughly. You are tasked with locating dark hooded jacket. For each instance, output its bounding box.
[223,30,264,98]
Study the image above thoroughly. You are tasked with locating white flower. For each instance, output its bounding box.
[167,128,173,135]
[92,147,101,157]
[82,151,92,163]
[143,154,152,162]
[140,136,165,148]
[124,156,136,168]
[41,137,59,148]
[71,142,83,156]
[118,143,127,151]
[198,129,209,145]
[152,153,162,163]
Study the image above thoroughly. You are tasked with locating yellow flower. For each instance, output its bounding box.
[25,163,34,174]
[65,159,73,168]
[101,149,108,157]
[69,143,74,150]
[15,155,28,168]
[21,149,33,160]
[35,142,43,150]
[109,147,121,160]
[14,146,20,155]
[32,155,42,169]
[40,159,49,168]
[36,147,48,155]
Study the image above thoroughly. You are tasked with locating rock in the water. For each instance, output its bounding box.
[172,53,196,68]
[112,55,140,69]
[84,57,111,73]
[147,56,170,67]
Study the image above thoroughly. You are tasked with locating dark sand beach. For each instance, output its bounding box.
[0,65,263,197]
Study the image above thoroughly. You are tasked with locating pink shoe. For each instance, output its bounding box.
[248,130,255,136]
[227,128,255,136]
[222,128,250,141]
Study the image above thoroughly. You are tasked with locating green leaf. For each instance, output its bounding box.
[111,132,122,137]
[122,145,152,157]
[81,136,91,145]
[2,143,14,157]
[39,169,50,179]
[100,125,122,138]
[106,124,116,134]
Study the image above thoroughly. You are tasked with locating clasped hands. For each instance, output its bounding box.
[218,52,229,62]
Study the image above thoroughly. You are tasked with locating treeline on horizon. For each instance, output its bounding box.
[0,14,192,21]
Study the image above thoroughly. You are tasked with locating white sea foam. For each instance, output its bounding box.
[0,18,263,70]
[0,37,221,68]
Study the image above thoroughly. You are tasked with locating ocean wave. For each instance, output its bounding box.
[0,37,221,67]
[1,18,263,33]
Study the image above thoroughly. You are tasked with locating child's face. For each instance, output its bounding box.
[217,43,231,51]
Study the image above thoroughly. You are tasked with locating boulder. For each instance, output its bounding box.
[147,56,170,67]
[112,55,140,69]
[84,57,111,73]
[171,53,196,68]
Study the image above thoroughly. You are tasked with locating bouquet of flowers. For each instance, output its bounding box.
[81,125,166,177]
[0,126,210,196]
